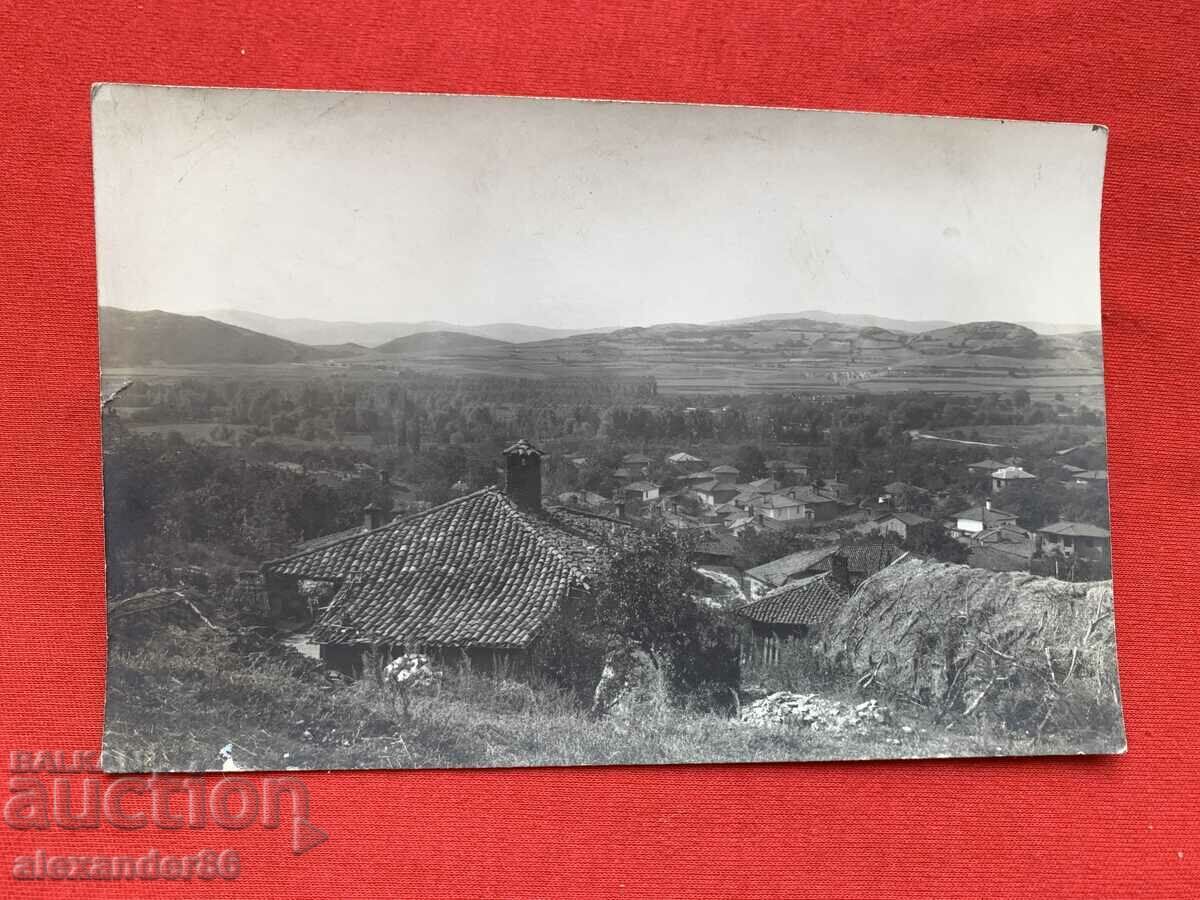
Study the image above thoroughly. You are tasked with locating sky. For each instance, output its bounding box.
[92,85,1107,330]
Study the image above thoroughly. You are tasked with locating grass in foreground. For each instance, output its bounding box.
[104,626,1107,773]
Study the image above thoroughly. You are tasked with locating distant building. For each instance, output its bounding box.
[872,511,933,542]
[623,481,660,502]
[711,465,741,485]
[784,487,841,522]
[1072,469,1108,486]
[1037,521,1111,562]
[820,477,850,499]
[991,466,1036,493]
[612,467,637,483]
[666,451,706,466]
[953,501,1019,535]
[752,493,803,522]
[692,480,740,508]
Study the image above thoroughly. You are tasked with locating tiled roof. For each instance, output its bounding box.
[735,573,849,626]
[712,465,740,474]
[264,488,631,649]
[746,547,838,586]
[1039,521,1111,538]
[812,543,904,579]
[1074,470,1108,481]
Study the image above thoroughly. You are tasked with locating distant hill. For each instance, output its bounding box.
[99,307,357,367]
[712,309,1097,336]
[203,309,603,346]
[372,331,509,354]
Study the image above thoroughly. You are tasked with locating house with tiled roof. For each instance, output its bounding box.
[968,458,1006,475]
[735,566,851,664]
[991,465,1036,493]
[745,546,838,590]
[261,440,634,675]
[782,486,841,522]
[810,542,905,588]
[692,480,739,508]
[1036,521,1111,562]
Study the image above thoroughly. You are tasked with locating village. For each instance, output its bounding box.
[102,377,1121,771]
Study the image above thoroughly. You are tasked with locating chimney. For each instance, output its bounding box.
[363,502,385,530]
[502,439,545,512]
[831,553,851,591]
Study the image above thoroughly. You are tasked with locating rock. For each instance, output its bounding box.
[740,692,893,734]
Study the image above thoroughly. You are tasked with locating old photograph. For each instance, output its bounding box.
[94,85,1123,771]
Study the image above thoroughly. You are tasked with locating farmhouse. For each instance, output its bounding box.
[260,440,633,676]
[1037,521,1112,562]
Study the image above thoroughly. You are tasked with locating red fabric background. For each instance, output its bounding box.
[1,2,1197,896]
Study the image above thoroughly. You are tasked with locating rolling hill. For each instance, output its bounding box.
[98,307,359,367]
[203,309,602,346]
[372,331,509,354]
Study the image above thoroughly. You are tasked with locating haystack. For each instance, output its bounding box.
[814,558,1124,741]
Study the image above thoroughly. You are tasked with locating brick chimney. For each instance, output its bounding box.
[830,552,851,590]
[502,439,545,512]
[363,502,386,530]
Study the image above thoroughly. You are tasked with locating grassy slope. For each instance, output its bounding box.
[104,627,1089,773]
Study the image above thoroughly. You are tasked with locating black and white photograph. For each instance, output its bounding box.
[95,85,1123,772]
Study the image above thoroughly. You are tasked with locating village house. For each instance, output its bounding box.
[692,480,740,508]
[612,466,637,483]
[711,464,740,484]
[991,465,1036,493]
[784,486,841,522]
[260,439,634,676]
[623,480,661,502]
[736,563,851,665]
[870,510,933,542]
[952,500,1019,536]
[819,475,850,499]
[751,493,803,522]
[1072,469,1108,486]
[621,452,652,474]
[745,546,839,590]
[1036,521,1112,562]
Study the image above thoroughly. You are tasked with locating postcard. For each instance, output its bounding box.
[94,85,1122,771]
